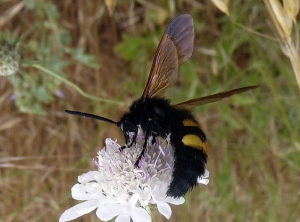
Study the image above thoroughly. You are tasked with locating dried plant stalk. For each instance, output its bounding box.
[264,0,300,90]
[210,0,300,90]
[210,0,230,15]
[283,0,300,23]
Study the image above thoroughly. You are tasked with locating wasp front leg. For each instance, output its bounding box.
[134,125,156,167]
[119,129,138,152]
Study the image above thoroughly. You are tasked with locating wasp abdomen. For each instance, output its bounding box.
[167,116,208,198]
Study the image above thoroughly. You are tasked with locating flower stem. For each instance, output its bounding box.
[32,63,126,105]
[146,205,152,222]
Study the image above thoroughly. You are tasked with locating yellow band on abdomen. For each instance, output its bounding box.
[183,119,199,127]
[182,134,207,153]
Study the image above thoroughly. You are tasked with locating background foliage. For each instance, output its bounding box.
[0,0,299,221]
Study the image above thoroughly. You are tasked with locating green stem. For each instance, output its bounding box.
[146,205,152,222]
[32,64,125,105]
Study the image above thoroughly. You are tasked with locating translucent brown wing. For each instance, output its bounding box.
[141,14,194,99]
[174,85,259,108]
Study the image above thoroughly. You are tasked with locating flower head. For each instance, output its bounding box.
[60,128,209,221]
[0,41,20,76]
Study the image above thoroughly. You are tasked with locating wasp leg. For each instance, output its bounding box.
[119,140,134,151]
[119,131,137,152]
[119,145,126,151]
[134,128,155,167]
[134,141,147,167]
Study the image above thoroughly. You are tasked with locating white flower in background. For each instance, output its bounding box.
[0,41,20,76]
[197,168,209,185]
[60,128,209,222]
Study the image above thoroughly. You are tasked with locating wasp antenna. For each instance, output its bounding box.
[65,110,117,125]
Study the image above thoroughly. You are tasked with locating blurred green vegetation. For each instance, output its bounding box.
[3,1,100,114]
[1,0,299,221]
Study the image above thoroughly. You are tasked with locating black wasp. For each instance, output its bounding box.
[66,14,257,198]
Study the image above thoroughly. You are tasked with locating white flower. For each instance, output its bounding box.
[60,129,209,222]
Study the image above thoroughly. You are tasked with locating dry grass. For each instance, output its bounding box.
[212,0,300,90]
[263,0,300,91]
[1,0,300,221]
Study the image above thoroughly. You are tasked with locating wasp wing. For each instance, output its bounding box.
[174,85,259,108]
[142,14,194,99]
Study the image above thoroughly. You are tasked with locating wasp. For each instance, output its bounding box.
[66,14,257,198]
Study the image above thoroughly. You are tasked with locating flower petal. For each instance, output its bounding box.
[105,138,120,152]
[197,169,210,185]
[131,207,151,222]
[128,193,139,206]
[115,213,131,222]
[71,184,92,200]
[96,203,121,221]
[59,200,98,222]
[165,196,185,205]
[156,202,171,219]
[78,171,100,183]
[197,177,209,185]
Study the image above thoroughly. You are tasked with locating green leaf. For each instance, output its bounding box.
[70,47,101,69]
